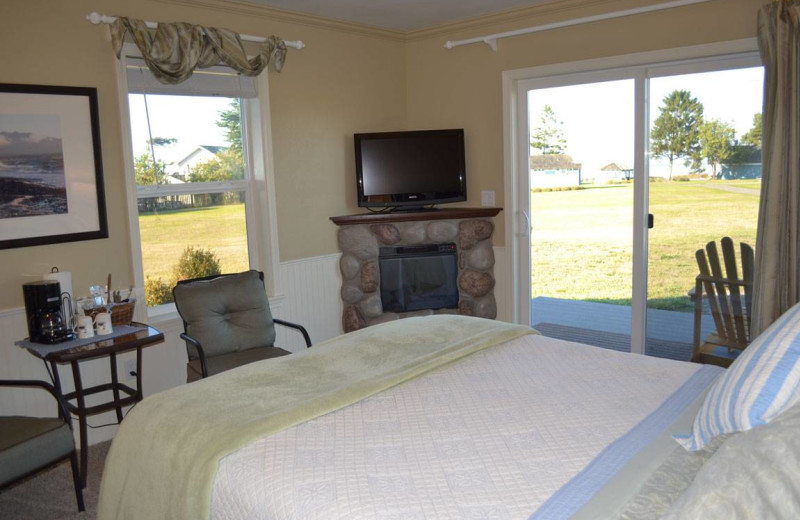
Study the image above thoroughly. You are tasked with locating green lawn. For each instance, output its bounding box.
[531,180,760,312]
[139,204,249,283]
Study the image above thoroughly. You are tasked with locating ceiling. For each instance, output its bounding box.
[241,0,554,32]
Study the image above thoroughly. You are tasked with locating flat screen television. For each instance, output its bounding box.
[355,129,466,210]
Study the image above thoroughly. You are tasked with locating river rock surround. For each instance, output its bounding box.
[337,218,497,332]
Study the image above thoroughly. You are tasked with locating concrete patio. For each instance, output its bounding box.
[531,296,718,361]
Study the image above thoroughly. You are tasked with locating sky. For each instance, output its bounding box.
[527,66,764,176]
[128,94,234,166]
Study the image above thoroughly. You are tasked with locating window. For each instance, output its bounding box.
[119,54,277,312]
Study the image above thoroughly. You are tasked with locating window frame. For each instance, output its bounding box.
[115,45,283,321]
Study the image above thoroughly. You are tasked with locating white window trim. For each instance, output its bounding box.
[502,37,760,336]
[114,44,284,320]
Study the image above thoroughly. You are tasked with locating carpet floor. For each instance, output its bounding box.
[533,322,694,361]
[0,441,108,520]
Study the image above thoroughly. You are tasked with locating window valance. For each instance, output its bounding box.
[109,17,286,85]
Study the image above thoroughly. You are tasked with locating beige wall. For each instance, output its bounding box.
[404,0,765,246]
[0,0,406,310]
[0,0,765,311]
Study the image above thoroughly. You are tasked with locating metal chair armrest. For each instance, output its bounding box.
[272,318,312,348]
[180,332,209,378]
[0,379,72,426]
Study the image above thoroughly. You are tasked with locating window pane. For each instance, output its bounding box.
[128,95,244,185]
[138,193,249,306]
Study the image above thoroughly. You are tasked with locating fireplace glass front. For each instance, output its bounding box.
[379,243,459,313]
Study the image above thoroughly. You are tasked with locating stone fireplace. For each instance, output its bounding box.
[331,208,501,332]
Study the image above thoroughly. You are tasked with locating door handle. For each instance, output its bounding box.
[521,210,531,233]
[648,213,654,229]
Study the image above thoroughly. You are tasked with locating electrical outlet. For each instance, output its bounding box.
[123,359,137,381]
[481,190,495,207]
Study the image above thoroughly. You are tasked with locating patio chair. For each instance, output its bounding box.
[692,237,754,367]
[0,379,84,512]
[173,270,312,382]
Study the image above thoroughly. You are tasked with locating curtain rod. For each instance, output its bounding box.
[444,0,713,51]
[86,12,305,50]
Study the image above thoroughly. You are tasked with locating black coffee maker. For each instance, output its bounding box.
[23,280,75,344]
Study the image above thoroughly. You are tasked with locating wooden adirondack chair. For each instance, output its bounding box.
[692,237,755,367]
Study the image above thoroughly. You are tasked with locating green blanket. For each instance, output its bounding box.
[97,315,535,519]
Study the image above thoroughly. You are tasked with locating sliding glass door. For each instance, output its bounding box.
[645,66,763,359]
[516,47,763,358]
[526,79,636,349]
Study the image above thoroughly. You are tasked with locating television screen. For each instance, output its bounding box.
[355,129,466,210]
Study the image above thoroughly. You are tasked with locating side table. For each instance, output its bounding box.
[18,322,164,488]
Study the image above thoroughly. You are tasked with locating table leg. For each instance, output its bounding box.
[70,360,89,489]
[135,347,143,401]
[109,352,124,423]
[49,361,69,425]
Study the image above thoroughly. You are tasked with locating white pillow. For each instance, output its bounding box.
[675,301,800,451]
[662,401,800,519]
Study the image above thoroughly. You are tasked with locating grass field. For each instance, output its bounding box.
[531,180,760,312]
[139,204,249,283]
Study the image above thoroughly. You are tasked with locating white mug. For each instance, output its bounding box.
[76,315,95,339]
[95,312,113,335]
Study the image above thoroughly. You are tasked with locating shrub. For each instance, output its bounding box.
[145,277,174,307]
[175,246,222,281]
[532,186,586,193]
[673,175,692,182]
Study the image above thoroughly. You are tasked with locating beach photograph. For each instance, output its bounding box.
[0,113,67,219]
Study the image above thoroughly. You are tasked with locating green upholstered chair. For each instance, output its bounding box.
[173,270,312,383]
[0,379,84,512]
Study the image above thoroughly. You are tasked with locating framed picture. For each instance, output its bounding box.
[0,83,107,249]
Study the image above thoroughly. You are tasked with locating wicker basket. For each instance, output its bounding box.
[86,300,136,326]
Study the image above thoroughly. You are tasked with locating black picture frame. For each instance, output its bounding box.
[0,83,108,249]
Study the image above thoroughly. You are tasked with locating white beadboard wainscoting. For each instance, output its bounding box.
[0,248,508,446]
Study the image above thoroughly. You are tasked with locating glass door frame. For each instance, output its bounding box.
[503,39,761,354]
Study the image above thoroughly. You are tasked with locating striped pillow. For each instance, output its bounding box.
[676,302,800,451]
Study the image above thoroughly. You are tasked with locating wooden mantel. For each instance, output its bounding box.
[330,207,502,226]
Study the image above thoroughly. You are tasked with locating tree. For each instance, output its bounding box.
[650,90,704,180]
[217,99,242,155]
[135,136,176,185]
[134,152,167,185]
[698,119,735,178]
[531,105,567,155]
[147,137,177,148]
[741,113,762,148]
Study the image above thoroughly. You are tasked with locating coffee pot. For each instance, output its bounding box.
[22,280,76,344]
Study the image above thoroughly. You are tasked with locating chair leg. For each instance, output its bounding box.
[69,450,85,512]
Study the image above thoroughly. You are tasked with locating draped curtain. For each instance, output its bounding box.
[109,17,286,85]
[751,0,800,336]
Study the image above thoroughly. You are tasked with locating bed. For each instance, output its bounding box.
[97,310,800,519]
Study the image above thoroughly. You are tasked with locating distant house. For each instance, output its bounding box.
[175,145,227,178]
[593,162,632,183]
[530,154,582,188]
[720,147,762,180]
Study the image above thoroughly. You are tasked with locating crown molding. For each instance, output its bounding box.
[154,0,406,42]
[154,0,703,45]
[406,0,660,41]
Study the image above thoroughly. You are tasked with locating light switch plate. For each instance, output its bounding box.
[481,190,495,207]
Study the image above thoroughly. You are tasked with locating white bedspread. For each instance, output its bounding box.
[211,334,707,519]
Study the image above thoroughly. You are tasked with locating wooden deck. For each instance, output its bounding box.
[531,297,717,360]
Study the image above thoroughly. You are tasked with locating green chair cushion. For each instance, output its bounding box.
[174,270,277,360]
[0,417,74,486]
[186,346,291,382]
